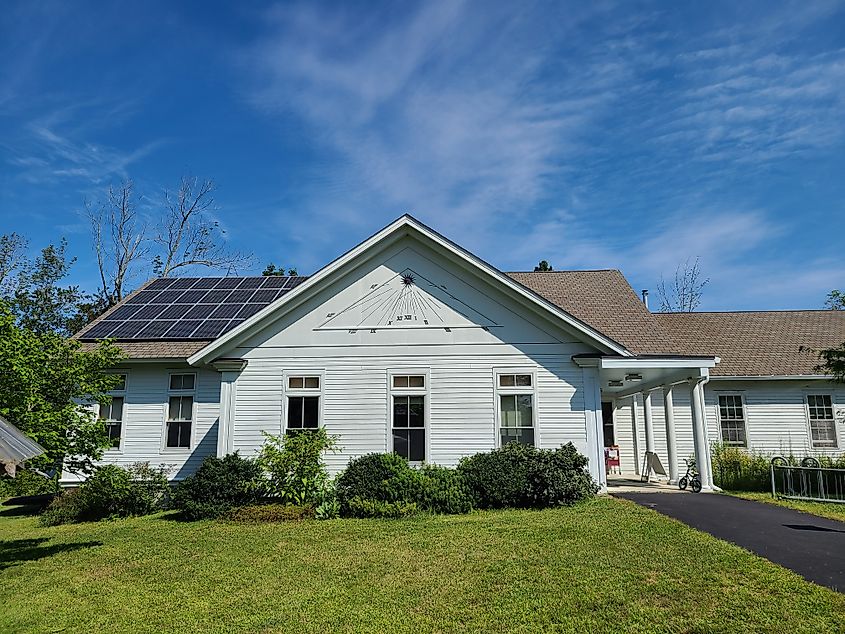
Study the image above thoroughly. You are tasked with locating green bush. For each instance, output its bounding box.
[344,496,418,518]
[38,462,169,526]
[39,489,87,527]
[711,444,845,492]
[172,453,263,520]
[224,503,314,523]
[335,453,472,516]
[256,428,338,506]
[458,442,597,509]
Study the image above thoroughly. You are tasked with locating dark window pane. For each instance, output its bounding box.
[408,428,425,461]
[166,421,191,447]
[500,428,534,446]
[287,396,304,429]
[304,376,320,389]
[408,396,424,427]
[515,374,532,387]
[106,422,121,448]
[303,396,319,428]
[112,374,127,391]
[393,376,409,388]
[408,375,425,388]
[108,396,124,421]
[499,375,515,387]
[393,396,409,427]
[393,429,409,459]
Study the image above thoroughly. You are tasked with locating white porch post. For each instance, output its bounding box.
[663,384,679,484]
[213,360,247,458]
[642,390,656,480]
[630,395,641,475]
[582,366,607,492]
[697,380,719,491]
[689,379,713,490]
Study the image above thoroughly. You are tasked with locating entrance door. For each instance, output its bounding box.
[601,402,615,447]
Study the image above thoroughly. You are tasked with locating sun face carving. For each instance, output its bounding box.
[401,273,415,286]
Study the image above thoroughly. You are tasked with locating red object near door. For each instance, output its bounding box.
[605,445,620,474]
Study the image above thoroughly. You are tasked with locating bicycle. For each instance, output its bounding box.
[678,458,702,493]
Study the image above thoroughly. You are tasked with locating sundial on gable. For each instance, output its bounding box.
[316,268,499,332]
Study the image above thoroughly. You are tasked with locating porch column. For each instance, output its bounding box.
[642,390,656,454]
[663,384,679,483]
[689,379,713,490]
[212,359,247,458]
[630,395,641,475]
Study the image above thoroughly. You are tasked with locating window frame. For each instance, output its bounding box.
[804,392,839,449]
[493,368,538,448]
[387,369,429,463]
[161,371,197,452]
[716,392,748,448]
[282,370,325,434]
[103,372,129,453]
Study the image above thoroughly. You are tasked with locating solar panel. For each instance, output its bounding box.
[185,305,216,320]
[169,277,199,289]
[158,304,193,320]
[215,278,241,289]
[210,304,241,319]
[238,277,264,289]
[146,278,176,291]
[261,276,288,288]
[108,305,143,320]
[80,276,308,341]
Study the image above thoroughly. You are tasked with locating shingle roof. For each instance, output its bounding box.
[78,340,213,359]
[507,270,673,355]
[655,311,845,376]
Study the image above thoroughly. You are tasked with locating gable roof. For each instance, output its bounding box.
[507,270,673,355]
[185,215,631,364]
[655,311,845,377]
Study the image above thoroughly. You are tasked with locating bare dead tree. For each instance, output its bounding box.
[86,180,148,307]
[152,176,252,277]
[657,257,709,312]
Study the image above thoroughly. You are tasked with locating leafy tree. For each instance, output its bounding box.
[534,260,553,272]
[658,257,709,312]
[0,303,124,474]
[262,263,298,276]
[825,290,844,310]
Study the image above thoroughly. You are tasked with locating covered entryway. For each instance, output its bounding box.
[574,354,720,491]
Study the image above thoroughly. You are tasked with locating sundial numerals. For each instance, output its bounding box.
[395,314,416,322]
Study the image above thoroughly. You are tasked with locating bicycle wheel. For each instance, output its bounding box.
[691,477,702,493]
[678,476,688,490]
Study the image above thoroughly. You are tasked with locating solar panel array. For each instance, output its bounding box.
[79,276,308,340]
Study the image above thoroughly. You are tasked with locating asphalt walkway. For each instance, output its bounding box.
[616,492,845,592]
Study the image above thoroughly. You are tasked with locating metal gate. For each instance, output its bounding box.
[770,456,845,504]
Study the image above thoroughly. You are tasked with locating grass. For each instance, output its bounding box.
[1,498,844,634]
[725,491,845,523]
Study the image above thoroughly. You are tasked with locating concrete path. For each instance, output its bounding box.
[616,492,845,592]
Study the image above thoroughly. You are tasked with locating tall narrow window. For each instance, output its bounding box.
[718,394,747,447]
[166,373,195,448]
[807,394,837,447]
[497,372,535,446]
[286,375,321,433]
[103,374,127,449]
[391,374,426,461]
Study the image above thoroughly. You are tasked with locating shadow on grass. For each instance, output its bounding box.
[0,537,102,571]
[0,504,43,518]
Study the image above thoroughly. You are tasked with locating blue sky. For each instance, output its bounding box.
[1,0,843,310]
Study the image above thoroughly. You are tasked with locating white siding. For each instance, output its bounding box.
[62,365,220,483]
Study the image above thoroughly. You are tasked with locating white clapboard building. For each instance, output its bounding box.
[72,215,845,491]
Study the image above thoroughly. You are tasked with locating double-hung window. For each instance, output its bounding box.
[103,374,127,450]
[718,394,747,447]
[286,375,321,433]
[166,373,195,449]
[496,372,536,446]
[391,374,426,461]
[807,394,837,448]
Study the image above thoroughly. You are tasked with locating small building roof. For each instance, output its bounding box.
[0,414,45,475]
[655,311,845,377]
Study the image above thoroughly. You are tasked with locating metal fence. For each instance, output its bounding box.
[770,456,845,504]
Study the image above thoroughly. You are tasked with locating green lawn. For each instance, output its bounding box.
[1,497,843,634]
[725,491,845,523]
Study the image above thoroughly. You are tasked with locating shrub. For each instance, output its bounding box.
[0,469,56,501]
[256,429,338,506]
[335,453,472,516]
[38,462,169,526]
[172,453,263,520]
[711,444,772,492]
[458,442,597,509]
[39,489,87,527]
[345,496,418,519]
[225,503,314,523]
